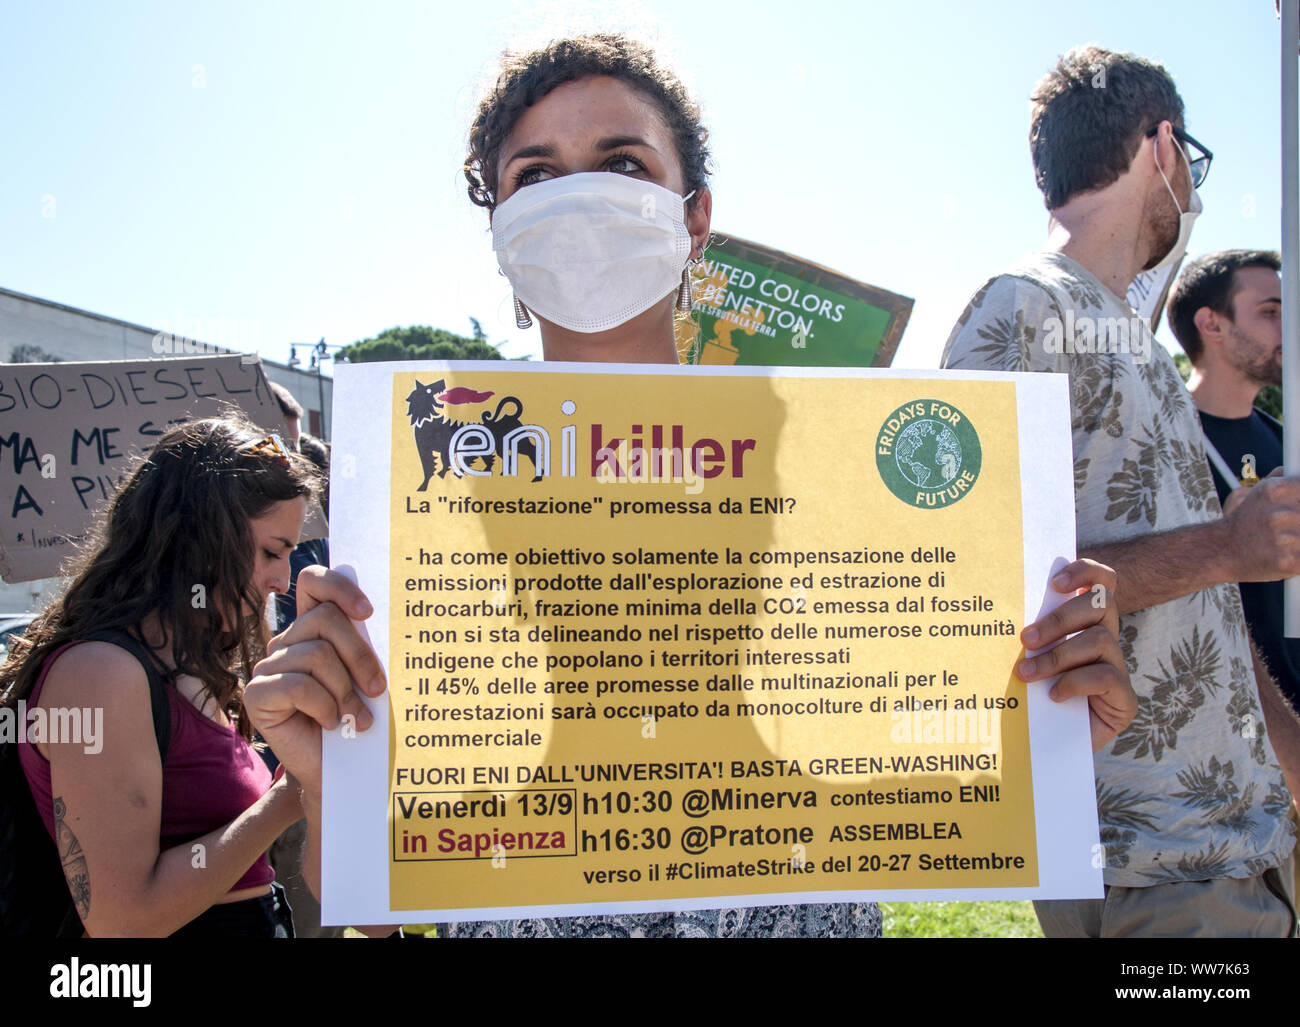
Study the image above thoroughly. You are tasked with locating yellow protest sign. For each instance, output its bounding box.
[324,363,1096,924]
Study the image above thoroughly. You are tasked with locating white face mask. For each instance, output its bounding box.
[492,172,694,334]
[1149,136,1203,271]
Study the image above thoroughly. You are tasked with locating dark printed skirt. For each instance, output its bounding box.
[439,902,882,938]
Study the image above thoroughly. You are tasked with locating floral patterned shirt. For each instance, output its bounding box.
[941,251,1295,886]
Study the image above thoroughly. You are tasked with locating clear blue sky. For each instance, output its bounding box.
[0,0,1291,369]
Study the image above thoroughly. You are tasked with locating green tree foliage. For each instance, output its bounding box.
[343,324,504,363]
[1256,386,1283,421]
[8,344,61,363]
[1173,352,1282,421]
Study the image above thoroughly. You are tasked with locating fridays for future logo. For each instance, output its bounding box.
[876,399,982,509]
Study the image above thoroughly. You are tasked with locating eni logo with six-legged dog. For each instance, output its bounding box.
[405,378,545,487]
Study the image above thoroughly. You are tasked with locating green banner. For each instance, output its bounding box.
[678,233,913,367]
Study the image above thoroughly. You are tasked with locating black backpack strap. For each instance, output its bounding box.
[1204,453,1233,506]
[1,630,175,938]
[80,630,173,764]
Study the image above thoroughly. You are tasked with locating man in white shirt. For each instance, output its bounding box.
[942,46,1300,937]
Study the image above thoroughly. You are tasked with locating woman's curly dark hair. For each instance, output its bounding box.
[465,33,712,211]
[0,413,322,741]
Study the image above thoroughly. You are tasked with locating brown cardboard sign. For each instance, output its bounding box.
[0,355,326,582]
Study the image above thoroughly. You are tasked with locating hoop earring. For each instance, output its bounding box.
[677,262,696,314]
[513,294,533,329]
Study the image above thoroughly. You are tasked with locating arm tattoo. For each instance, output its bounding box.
[52,796,91,921]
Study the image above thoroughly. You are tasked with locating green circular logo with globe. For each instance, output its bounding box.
[875,399,982,508]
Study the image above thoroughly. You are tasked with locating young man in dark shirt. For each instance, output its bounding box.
[1168,250,1296,705]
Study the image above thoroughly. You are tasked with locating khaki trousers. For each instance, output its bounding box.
[1034,856,1297,938]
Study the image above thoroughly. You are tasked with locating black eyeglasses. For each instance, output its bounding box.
[1147,123,1213,189]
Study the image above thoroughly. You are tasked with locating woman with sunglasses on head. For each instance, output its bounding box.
[244,33,1137,940]
[3,416,337,936]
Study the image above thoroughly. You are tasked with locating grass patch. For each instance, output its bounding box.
[882,900,1042,938]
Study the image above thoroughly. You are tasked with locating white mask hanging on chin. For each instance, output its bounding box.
[1149,135,1203,271]
[493,172,694,334]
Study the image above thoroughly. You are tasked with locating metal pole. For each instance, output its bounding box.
[1284,0,1300,635]
[318,365,326,440]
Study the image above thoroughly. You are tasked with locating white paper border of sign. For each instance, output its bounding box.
[322,362,1099,926]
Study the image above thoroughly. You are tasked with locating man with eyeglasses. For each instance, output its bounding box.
[941,45,1300,938]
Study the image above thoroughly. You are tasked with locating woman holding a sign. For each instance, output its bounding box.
[239,33,1136,941]
[439,34,880,938]
[3,417,338,937]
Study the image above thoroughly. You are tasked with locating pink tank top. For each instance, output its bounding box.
[19,640,275,893]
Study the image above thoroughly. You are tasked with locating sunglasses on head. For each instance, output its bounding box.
[241,434,292,469]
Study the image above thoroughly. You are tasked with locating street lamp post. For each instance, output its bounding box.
[287,338,348,440]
